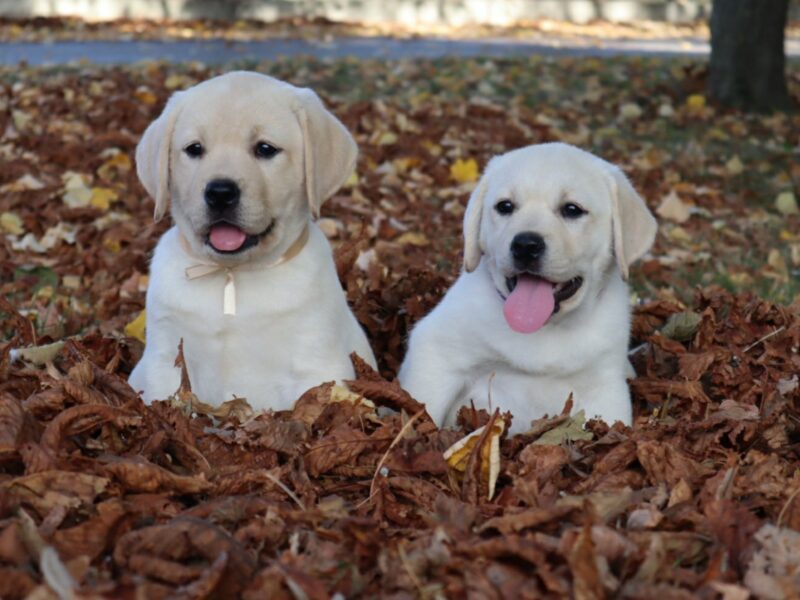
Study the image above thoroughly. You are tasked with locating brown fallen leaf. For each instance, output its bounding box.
[2,471,109,519]
[636,440,707,487]
[478,504,576,535]
[305,424,373,477]
[100,455,212,494]
[0,394,38,463]
[51,499,128,561]
[40,404,142,453]
[114,516,256,597]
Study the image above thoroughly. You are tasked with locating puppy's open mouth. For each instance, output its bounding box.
[205,221,274,254]
[505,275,583,307]
[502,274,583,334]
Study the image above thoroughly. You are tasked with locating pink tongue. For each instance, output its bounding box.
[209,224,247,252]
[503,275,556,334]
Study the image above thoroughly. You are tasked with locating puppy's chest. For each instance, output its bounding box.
[161,267,301,325]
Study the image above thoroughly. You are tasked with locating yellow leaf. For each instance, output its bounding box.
[97,152,132,181]
[134,87,157,105]
[35,286,54,300]
[343,170,359,188]
[11,109,32,131]
[165,74,193,90]
[330,385,376,410]
[104,238,122,253]
[725,155,744,176]
[124,310,146,343]
[422,140,442,157]
[396,231,430,246]
[656,191,691,224]
[1,212,24,235]
[790,244,800,267]
[376,131,398,146]
[686,94,706,111]
[729,272,753,286]
[11,341,65,365]
[775,191,799,216]
[443,418,505,500]
[767,249,788,277]
[619,102,643,120]
[62,172,92,208]
[90,187,119,211]
[0,174,45,192]
[450,158,479,184]
[533,410,593,445]
[707,127,729,141]
[667,226,692,243]
[62,275,81,289]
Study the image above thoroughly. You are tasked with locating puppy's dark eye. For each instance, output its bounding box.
[560,203,587,219]
[495,200,515,216]
[184,143,204,158]
[254,141,281,159]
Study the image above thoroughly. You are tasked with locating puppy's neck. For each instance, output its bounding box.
[177,223,311,316]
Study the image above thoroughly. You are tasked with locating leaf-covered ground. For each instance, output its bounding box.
[1,54,799,598]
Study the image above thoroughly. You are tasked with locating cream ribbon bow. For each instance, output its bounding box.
[179,224,310,316]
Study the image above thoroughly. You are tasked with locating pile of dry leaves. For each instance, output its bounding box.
[1,57,799,598]
[2,279,800,598]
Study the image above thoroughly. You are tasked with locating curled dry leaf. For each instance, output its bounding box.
[0,394,36,462]
[636,440,707,487]
[304,424,373,477]
[40,404,142,452]
[114,517,256,597]
[51,499,127,561]
[100,455,212,494]
[2,471,109,520]
[444,414,504,500]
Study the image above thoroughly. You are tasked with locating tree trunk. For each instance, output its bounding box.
[708,0,794,112]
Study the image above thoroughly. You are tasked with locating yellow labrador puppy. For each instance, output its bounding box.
[399,143,657,433]
[129,71,376,409]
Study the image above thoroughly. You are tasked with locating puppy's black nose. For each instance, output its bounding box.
[511,232,546,266]
[205,179,240,213]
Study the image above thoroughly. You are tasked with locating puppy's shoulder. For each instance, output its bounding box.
[147,227,191,298]
[149,227,183,271]
[414,270,495,336]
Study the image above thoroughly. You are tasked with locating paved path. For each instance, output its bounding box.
[2,36,799,65]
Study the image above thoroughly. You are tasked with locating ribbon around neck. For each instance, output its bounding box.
[179,223,310,316]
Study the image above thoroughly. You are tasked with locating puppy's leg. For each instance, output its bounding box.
[398,331,468,428]
[128,319,182,403]
[128,356,181,403]
[576,371,632,426]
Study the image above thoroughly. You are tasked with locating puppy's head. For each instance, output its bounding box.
[136,71,357,264]
[463,143,657,333]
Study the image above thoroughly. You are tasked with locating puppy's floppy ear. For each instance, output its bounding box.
[135,92,184,222]
[293,88,358,218]
[463,175,489,273]
[605,166,658,280]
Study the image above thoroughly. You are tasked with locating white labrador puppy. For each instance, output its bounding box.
[399,143,657,433]
[129,71,376,410]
